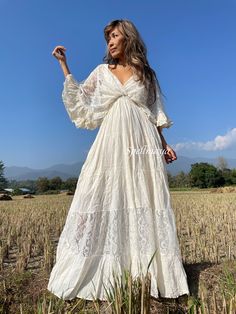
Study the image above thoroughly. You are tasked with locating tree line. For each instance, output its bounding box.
[1,159,236,194]
[10,176,78,195]
[0,161,77,194]
[167,161,236,189]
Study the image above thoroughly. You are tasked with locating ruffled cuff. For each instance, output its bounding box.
[156,111,174,129]
[62,74,103,130]
[62,74,101,130]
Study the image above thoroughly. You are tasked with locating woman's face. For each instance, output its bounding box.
[107,26,125,59]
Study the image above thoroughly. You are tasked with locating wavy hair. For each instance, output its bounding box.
[103,19,165,107]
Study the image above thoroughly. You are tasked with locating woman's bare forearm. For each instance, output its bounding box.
[157,126,168,149]
[59,60,71,78]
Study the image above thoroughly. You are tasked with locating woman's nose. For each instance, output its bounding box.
[109,40,114,48]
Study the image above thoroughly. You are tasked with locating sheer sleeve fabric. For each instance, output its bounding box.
[148,84,174,130]
[62,65,104,130]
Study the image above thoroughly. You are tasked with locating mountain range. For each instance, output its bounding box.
[4,156,236,181]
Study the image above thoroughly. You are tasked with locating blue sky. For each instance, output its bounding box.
[0,0,235,169]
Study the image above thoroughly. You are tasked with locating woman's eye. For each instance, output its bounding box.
[107,32,119,41]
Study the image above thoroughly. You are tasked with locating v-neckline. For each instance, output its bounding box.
[106,64,134,87]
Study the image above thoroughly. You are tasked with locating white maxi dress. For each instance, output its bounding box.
[47,63,190,301]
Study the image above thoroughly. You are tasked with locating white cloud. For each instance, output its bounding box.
[173,128,236,152]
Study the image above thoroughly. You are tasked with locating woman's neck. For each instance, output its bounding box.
[117,56,128,67]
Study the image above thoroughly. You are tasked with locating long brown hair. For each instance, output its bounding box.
[103,19,165,107]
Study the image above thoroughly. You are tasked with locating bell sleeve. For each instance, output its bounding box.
[149,84,174,130]
[62,65,103,130]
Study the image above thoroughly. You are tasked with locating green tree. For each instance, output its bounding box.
[174,171,190,188]
[229,169,236,185]
[219,168,233,186]
[49,176,63,190]
[0,160,8,190]
[189,162,224,188]
[36,177,50,194]
[63,177,78,193]
[168,171,190,188]
[12,188,24,196]
[167,171,174,186]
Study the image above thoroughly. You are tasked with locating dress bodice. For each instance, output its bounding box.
[62,64,173,130]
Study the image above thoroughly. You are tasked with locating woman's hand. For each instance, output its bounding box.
[52,46,71,78]
[52,45,67,63]
[163,144,177,164]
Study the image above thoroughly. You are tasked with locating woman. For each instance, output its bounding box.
[48,19,190,301]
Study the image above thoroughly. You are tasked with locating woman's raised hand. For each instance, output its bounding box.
[52,46,67,63]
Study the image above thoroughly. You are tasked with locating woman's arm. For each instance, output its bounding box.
[157,126,177,164]
[52,45,71,78]
[157,126,167,149]
[59,60,71,78]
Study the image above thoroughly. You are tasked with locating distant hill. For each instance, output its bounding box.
[5,162,84,180]
[4,156,236,180]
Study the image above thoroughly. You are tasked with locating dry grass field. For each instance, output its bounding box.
[0,188,236,313]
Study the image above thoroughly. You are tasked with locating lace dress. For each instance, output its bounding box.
[47,63,190,300]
